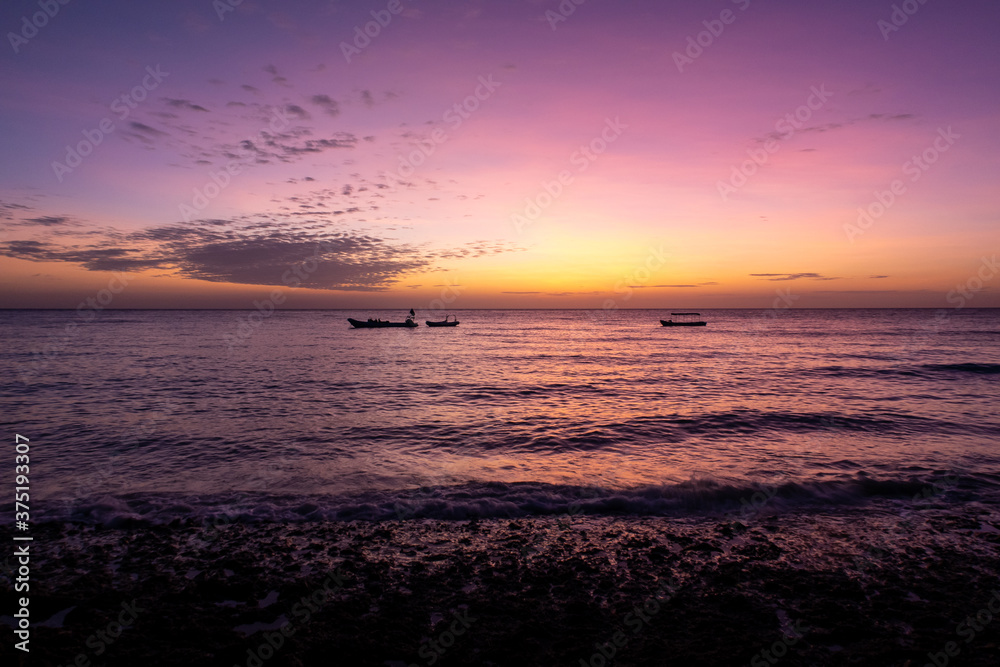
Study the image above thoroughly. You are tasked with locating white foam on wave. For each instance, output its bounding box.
[20,473,993,526]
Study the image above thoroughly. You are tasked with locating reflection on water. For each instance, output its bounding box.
[2,309,999,506]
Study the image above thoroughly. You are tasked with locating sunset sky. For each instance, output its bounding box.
[1,0,997,309]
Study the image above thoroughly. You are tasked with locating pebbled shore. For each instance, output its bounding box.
[4,503,1000,666]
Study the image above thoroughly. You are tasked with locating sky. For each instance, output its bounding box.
[0,0,997,309]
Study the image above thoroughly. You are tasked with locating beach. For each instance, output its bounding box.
[4,0,1000,659]
[7,498,999,666]
[3,308,1000,664]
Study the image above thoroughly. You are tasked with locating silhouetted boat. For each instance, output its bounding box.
[426,315,459,327]
[661,312,707,327]
[348,318,417,329]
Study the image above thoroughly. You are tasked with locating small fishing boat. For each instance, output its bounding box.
[348,318,418,329]
[426,315,459,327]
[661,312,707,327]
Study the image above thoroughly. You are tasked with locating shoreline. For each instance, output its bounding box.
[4,504,1000,666]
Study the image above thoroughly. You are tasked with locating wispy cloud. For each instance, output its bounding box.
[125,122,169,144]
[12,215,82,228]
[0,213,523,292]
[759,112,917,143]
[640,283,716,288]
[263,64,290,87]
[750,272,840,281]
[310,94,340,117]
[120,93,360,167]
[0,201,32,219]
[164,98,210,112]
[285,104,310,120]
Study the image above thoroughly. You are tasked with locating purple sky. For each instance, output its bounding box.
[1,0,998,308]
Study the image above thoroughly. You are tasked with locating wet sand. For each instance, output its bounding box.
[5,503,1000,666]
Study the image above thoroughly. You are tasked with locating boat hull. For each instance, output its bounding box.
[426,320,459,327]
[348,318,417,328]
[660,320,707,327]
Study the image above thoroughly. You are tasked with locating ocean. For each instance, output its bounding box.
[2,308,999,525]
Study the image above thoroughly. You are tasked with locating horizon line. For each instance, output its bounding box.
[2,307,998,312]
